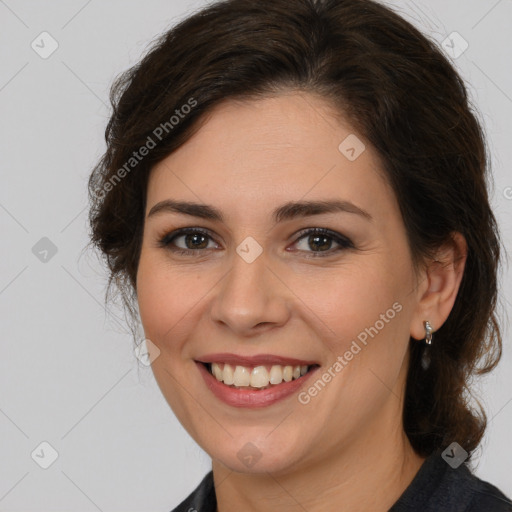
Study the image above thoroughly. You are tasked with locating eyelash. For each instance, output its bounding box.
[157,227,354,258]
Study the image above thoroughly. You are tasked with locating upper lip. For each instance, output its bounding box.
[195,353,319,367]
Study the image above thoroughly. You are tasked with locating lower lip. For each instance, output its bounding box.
[196,362,320,408]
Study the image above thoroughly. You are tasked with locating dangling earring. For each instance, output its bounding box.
[424,320,433,345]
[421,320,433,370]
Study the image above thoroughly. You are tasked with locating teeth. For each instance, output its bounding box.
[250,366,269,388]
[269,365,283,384]
[233,365,251,386]
[209,362,310,389]
[223,363,234,385]
[212,363,223,381]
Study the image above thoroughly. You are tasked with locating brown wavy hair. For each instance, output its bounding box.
[88,0,503,462]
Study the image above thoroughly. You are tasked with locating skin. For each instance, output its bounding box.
[136,92,467,512]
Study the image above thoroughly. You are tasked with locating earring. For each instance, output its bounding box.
[424,320,433,345]
[421,321,433,370]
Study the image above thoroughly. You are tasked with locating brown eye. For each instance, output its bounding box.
[292,228,354,257]
[159,228,219,255]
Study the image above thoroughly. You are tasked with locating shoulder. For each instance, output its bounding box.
[466,479,512,512]
[390,450,512,512]
[169,471,216,512]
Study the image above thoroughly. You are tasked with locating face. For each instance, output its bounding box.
[136,92,424,475]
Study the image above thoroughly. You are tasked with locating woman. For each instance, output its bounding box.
[88,0,512,510]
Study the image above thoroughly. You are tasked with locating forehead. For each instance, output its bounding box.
[146,93,393,219]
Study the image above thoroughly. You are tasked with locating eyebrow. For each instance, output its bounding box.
[147,199,373,223]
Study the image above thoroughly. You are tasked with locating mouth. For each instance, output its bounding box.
[194,353,321,408]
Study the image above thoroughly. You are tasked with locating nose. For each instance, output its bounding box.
[209,249,291,337]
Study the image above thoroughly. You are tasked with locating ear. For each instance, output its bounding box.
[410,232,467,341]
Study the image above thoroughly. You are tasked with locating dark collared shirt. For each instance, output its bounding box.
[170,450,512,512]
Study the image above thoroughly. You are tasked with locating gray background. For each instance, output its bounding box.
[0,0,511,510]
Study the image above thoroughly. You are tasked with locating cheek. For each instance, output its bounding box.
[312,265,411,411]
[301,264,403,345]
[136,253,201,351]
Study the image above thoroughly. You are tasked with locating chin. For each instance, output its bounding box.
[207,428,311,475]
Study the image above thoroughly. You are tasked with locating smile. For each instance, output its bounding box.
[195,354,320,408]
